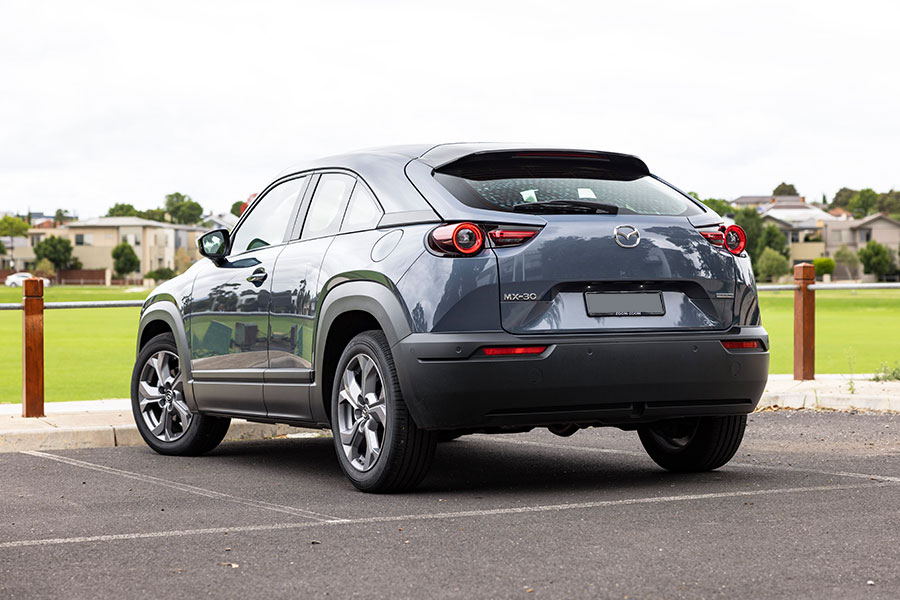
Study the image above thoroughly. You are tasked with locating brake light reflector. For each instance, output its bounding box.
[488,228,539,247]
[429,222,484,256]
[482,346,547,356]
[724,225,747,255]
[721,340,759,350]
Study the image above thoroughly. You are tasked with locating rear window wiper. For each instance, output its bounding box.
[511,200,619,215]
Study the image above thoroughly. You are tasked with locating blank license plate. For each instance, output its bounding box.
[584,292,665,317]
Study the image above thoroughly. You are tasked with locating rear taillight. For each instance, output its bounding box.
[700,230,725,246]
[724,225,747,255]
[487,228,539,247]
[699,224,747,255]
[482,346,547,356]
[722,340,760,350]
[428,222,485,256]
[429,223,540,256]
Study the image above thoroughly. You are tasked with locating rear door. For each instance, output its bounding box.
[432,152,735,335]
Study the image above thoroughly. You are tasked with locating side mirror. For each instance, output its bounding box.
[198,229,230,262]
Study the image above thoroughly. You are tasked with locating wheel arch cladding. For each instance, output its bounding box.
[313,280,413,424]
[137,301,199,409]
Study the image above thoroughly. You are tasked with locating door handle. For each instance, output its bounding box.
[247,268,268,285]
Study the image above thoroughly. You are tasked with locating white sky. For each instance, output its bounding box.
[1,0,898,219]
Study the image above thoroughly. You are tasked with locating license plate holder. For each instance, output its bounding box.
[584,291,665,317]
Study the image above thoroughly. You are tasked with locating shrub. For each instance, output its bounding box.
[813,257,835,278]
[857,241,896,280]
[757,247,791,282]
[145,267,176,281]
[34,258,56,280]
[111,242,140,278]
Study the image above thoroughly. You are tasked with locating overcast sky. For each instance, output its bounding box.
[1,0,898,219]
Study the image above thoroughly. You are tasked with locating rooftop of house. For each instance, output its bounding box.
[732,195,805,205]
[64,217,205,230]
[824,213,900,230]
[760,203,837,229]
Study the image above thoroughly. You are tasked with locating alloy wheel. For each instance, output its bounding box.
[137,350,193,442]
[337,353,387,472]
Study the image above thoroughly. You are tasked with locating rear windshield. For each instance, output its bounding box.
[434,154,704,216]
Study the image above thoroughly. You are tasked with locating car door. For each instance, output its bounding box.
[265,171,357,421]
[188,175,308,416]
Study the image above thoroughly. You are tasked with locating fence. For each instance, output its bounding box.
[3,269,900,418]
[0,278,143,417]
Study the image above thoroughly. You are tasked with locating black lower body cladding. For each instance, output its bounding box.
[393,327,769,430]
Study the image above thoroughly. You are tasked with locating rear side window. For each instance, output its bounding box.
[302,173,356,240]
[340,182,382,233]
[434,153,703,216]
[230,176,306,255]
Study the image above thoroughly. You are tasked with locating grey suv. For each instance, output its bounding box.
[131,143,769,492]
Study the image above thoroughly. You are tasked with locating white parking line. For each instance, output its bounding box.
[0,480,893,549]
[21,450,344,522]
[472,435,900,482]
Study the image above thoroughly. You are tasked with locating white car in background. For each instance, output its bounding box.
[4,272,51,287]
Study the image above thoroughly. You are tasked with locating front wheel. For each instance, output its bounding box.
[131,333,231,456]
[638,415,747,472]
[331,330,437,493]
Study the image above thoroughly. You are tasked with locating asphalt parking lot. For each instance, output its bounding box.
[2,411,899,599]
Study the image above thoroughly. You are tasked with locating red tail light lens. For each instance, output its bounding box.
[700,230,725,246]
[487,228,539,247]
[724,225,747,255]
[429,222,484,256]
[482,346,547,356]
[722,340,759,350]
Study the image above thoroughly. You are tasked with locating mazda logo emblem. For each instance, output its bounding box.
[614,225,641,248]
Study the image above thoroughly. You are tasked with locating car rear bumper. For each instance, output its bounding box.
[393,327,769,430]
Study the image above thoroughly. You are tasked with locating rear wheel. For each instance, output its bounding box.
[638,415,746,472]
[131,333,231,456]
[331,330,437,493]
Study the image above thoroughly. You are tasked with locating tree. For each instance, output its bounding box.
[107,203,140,217]
[139,208,167,222]
[34,258,56,280]
[230,201,244,217]
[756,224,789,259]
[164,192,203,224]
[757,247,791,282]
[813,257,835,279]
[0,215,30,267]
[857,241,896,280]
[174,247,193,274]
[702,198,733,216]
[833,244,860,279]
[733,207,764,265]
[112,242,140,278]
[877,190,900,216]
[831,187,857,208]
[0,238,5,256]
[54,209,74,224]
[848,188,879,218]
[33,235,77,271]
[773,182,798,196]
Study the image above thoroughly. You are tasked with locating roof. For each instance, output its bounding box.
[852,213,900,229]
[65,217,204,230]
[760,204,836,229]
[733,195,804,205]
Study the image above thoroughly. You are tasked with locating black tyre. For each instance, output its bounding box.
[331,330,437,493]
[131,333,231,456]
[638,415,747,472]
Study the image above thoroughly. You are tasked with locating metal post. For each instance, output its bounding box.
[22,278,45,417]
[793,263,815,381]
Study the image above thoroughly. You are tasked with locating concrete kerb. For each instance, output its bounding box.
[2,375,900,452]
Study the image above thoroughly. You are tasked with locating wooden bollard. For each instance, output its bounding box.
[793,263,815,381]
[22,278,45,417]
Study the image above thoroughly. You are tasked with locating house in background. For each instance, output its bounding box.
[25,217,206,274]
[823,214,900,258]
[202,212,239,231]
[732,195,806,210]
[758,202,835,264]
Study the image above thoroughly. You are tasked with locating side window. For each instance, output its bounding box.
[340,181,383,233]
[230,177,305,255]
[301,173,356,240]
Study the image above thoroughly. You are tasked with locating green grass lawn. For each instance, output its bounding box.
[1,286,898,403]
[0,286,147,403]
[760,289,900,374]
